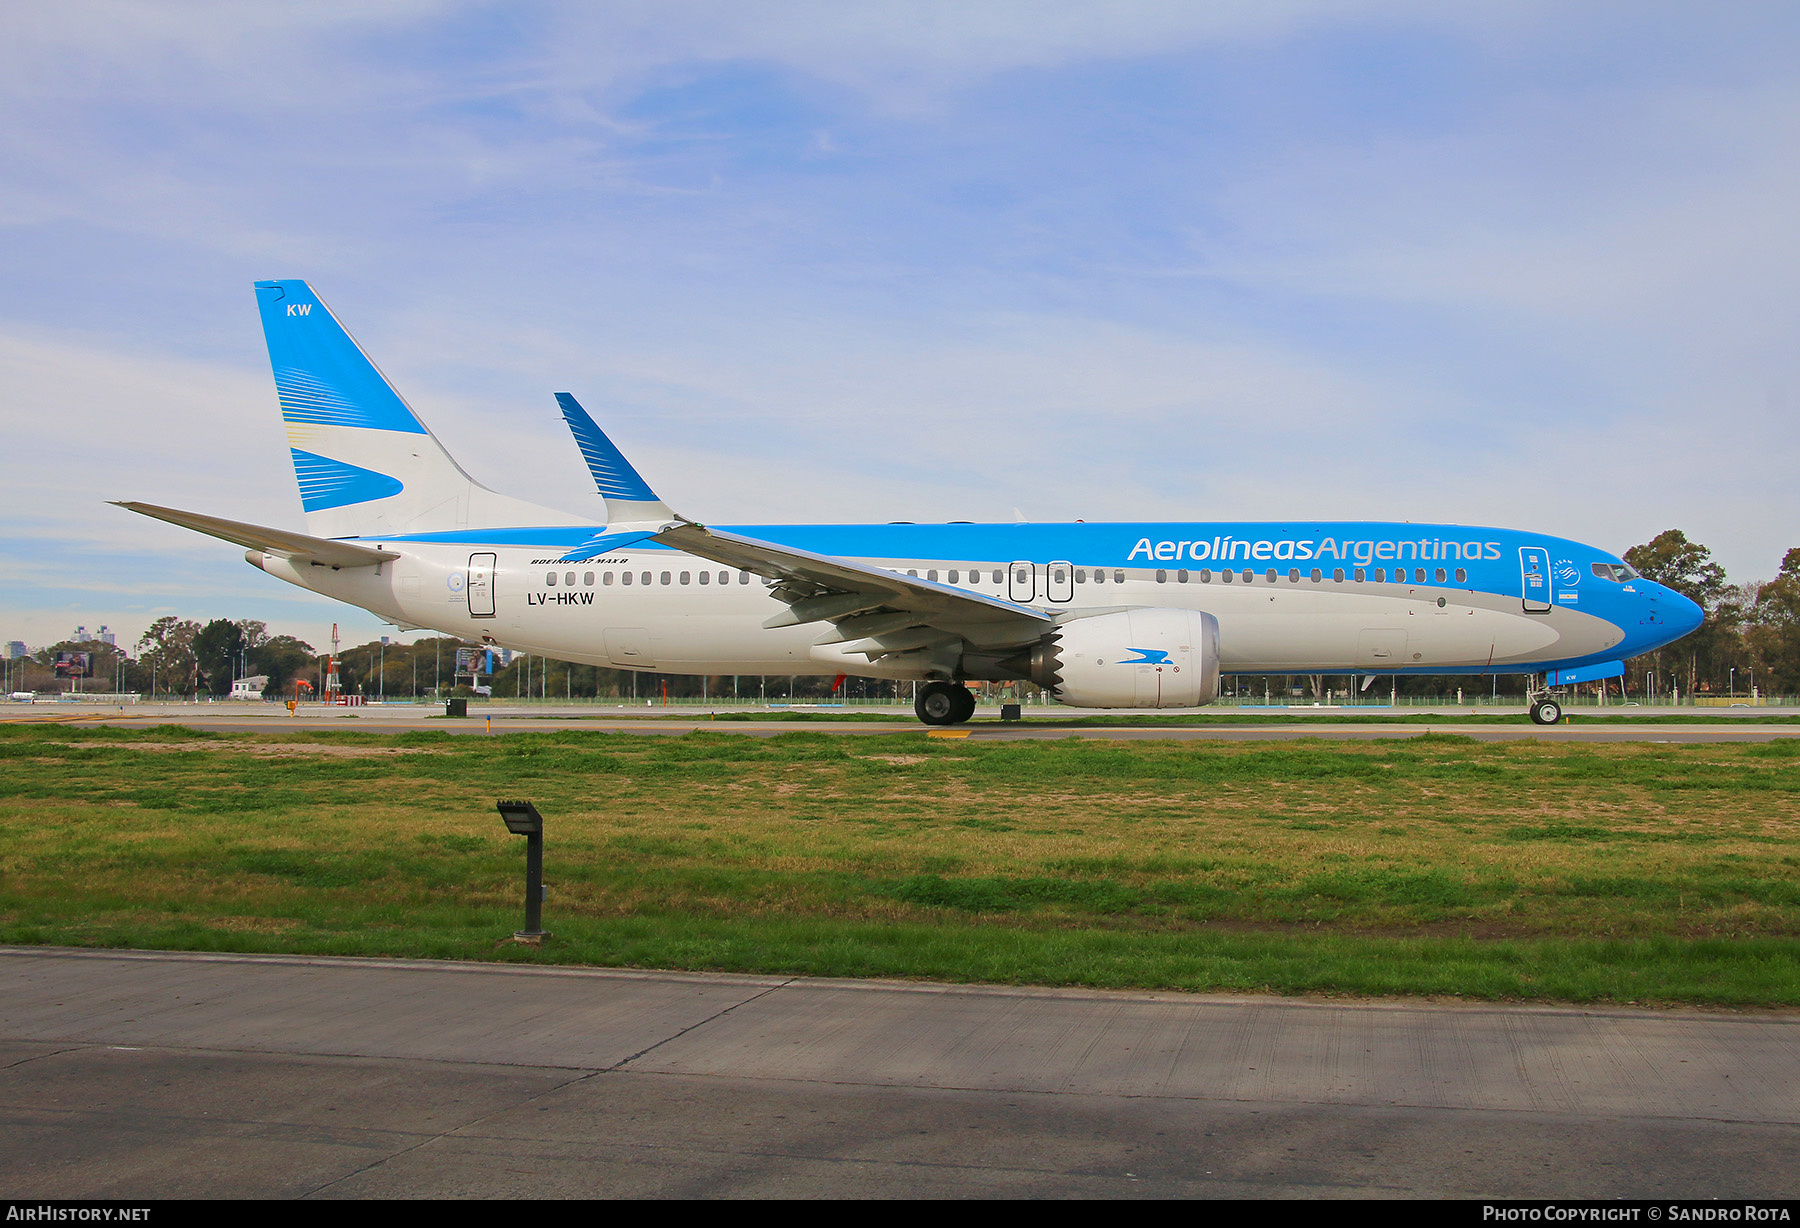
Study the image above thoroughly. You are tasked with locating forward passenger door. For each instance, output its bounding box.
[1519,547,1552,614]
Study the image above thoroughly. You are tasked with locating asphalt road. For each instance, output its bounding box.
[3,948,1797,1198]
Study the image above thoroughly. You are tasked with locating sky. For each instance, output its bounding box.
[3,1,1798,653]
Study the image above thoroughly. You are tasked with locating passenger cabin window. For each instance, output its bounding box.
[1456,568,1468,583]
[621,572,633,586]
[640,572,651,586]
[679,571,690,584]
[1333,568,1344,582]
[947,570,958,584]
[584,572,594,586]
[1199,569,1212,583]
[1372,568,1385,582]
[604,572,615,586]
[546,572,557,586]
[1434,568,1446,583]
[698,571,709,584]
[1177,569,1189,583]
[1093,570,1105,584]
[1289,568,1300,583]
[1113,569,1125,583]
[1310,568,1322,582]
[1414,568,1426,584]
[1075,569,1087,583]
[739,571,750,584]
[927,569,938,581]
[1353,568,1365,582]
[660,572,671,585]
[1222,569,1234,583]
[1155,569,1167,583]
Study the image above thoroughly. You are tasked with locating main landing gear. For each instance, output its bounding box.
[915,681,976,726]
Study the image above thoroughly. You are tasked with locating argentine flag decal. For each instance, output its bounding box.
[290,449,404,512]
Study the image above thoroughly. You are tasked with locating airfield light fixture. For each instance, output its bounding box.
[496,800,549,940]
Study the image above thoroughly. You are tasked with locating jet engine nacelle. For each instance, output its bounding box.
[1011,608,1220,708]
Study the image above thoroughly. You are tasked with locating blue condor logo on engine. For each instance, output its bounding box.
[1126,536,1505,565]
[1119,648,1172,665]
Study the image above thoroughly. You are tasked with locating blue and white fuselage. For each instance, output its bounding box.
[120,281,1703,723]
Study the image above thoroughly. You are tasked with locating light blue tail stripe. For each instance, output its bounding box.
[556,392,658,503]
[290,449,404,512]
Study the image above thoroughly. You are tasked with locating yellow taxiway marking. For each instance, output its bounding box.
[926,729,972,739]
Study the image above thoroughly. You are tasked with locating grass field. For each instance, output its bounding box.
[2,723,1797,1005]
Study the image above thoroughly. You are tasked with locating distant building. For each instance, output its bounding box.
[230,675,269,700]
[97,625,115,647]
[5,642,27,660]
[69,625,116,647]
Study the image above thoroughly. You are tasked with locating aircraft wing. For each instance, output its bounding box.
[655,520,1053,656]
[553,393,1052,663]
[114,501,400,569]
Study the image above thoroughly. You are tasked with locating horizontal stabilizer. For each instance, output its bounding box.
[113,501,399,569]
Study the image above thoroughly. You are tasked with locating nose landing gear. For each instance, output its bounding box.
[915,681,976,726]
[1525,674,1564,725]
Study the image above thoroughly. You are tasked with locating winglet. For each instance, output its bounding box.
[555,392,678,529]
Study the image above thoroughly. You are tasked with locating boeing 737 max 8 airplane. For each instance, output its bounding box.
[119,281,1703,725]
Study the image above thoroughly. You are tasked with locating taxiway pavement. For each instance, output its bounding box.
[3,948,1797,1198]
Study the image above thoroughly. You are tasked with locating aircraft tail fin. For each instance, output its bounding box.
[253,280,574,539]
[555,392,678,529]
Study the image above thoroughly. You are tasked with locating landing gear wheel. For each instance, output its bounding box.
[1530,697,1563,725]
[916,681,974,726]
[952,686,977,724]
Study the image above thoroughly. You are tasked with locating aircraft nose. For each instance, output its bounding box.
[1668,588,1704,637]
[1650,583,1704,639]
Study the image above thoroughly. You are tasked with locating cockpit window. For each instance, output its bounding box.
[1591,563,1638,582]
